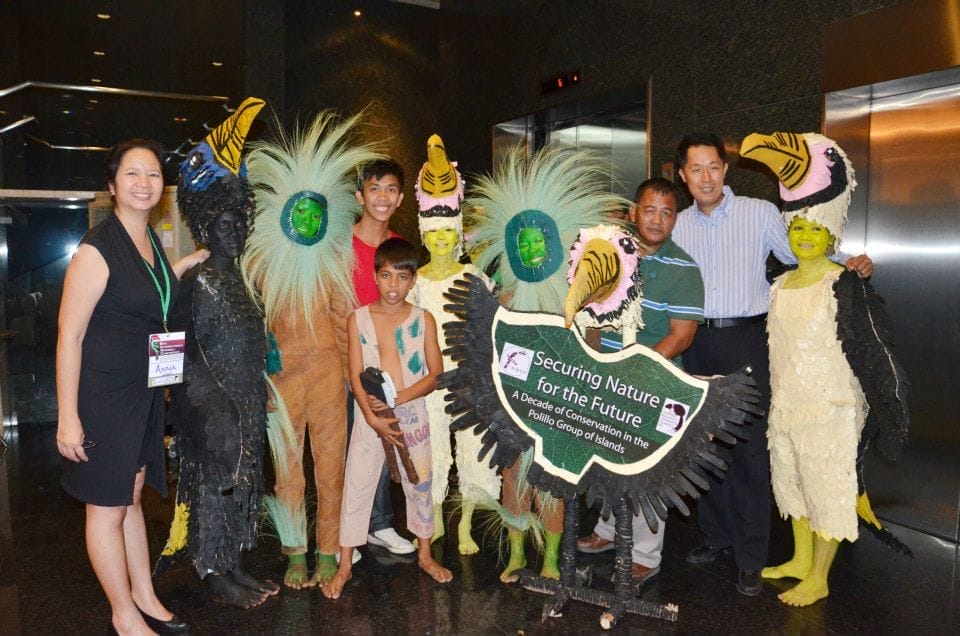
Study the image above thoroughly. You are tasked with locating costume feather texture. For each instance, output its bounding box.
[465,145,628,313]
[241,111,381,328]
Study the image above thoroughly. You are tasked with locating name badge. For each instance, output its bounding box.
[147,331,185,387]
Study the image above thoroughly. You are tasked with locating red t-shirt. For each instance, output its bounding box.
[352,231,401,306]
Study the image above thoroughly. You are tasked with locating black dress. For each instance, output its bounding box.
[61,213,179,506]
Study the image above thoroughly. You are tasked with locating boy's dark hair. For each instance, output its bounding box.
[675,132,725,169]
[634,177,679,204]
[374,237,419,274]
[359,158,405,191]
[105,138,165,188]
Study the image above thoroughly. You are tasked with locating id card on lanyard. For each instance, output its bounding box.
[142,230,185,387]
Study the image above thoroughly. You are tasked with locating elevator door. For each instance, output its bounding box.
[826,66,960,541]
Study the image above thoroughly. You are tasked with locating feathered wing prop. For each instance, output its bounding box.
[835,270,911,554]
[439,274,762,532]
[241,111,381,328]
[465,144,628,313]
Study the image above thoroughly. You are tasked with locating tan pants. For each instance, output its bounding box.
[272,349,348,556]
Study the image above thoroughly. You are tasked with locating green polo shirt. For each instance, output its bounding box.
[598,238,704,367]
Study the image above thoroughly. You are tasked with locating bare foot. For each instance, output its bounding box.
[500,530,526,583]
[208,573,270,608]
[762,559,811,580]
[457,521,480,556]
[321,567,352,600]
[539,558,560,580]
[230,565,280,596]
[778,577,829,607]
[310,553,338,586]
[419,555,453,583]
[499,553,526,583]
[284,555,314,589]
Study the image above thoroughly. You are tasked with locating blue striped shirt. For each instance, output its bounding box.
[672,186,794,319]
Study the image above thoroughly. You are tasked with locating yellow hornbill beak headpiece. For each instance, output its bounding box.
[206,97,266,175]
[178,96,266,245]
[563,225,643,332]
[416,133,464,256]
[740,131,856,241]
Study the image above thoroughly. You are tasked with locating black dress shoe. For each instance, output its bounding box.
[139,609,190,634]
[737,568,763,596]
[685,544,730,565]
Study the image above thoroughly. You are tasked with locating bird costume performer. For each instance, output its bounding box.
[241,111,380,588]
[158,97,281,607]
[407,134,501,555]
[443,146,765,627]
[740,131,910,607]
[462,145,626,583]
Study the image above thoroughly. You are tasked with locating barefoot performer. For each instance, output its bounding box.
[324,238,453,599]
[159,98,281,607]
[740,131,910,607]
[408,134,500,555]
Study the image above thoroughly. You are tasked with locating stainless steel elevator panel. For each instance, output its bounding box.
[825,66,960,541]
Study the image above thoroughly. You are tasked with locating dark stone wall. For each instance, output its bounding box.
[275,1,907,215]
[435,0,907,206]
[280,0,443,242]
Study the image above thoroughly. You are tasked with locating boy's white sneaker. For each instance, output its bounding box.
[367,528,416,554]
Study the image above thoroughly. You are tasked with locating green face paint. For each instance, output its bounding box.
[517,227,547,267]
[290,196,324,239]
[280,190,329,246]
[788,216,833,260]
[504,209,562,283]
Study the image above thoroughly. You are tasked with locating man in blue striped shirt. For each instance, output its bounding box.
[577,178,704,586]
[671,132,872,596]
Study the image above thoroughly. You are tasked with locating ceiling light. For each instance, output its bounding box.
[174,116,190,123]
[89,99,98,104]
[97,13,110,20]
[90,78,101,83]
[93,50,106,56]
[62,110,72,115]
[211,61,223,67]
[354,9,362,17]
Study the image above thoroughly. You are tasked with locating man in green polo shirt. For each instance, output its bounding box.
[577,177,705,585]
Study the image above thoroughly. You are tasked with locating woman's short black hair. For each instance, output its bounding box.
[104,138,165,188]
[374,237,419,274]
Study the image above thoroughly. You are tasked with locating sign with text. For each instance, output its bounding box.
[492,308,707,484]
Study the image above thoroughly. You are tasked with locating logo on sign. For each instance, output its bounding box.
[498,343,534,381]
[655,399,690,436]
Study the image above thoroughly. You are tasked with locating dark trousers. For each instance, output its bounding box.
[683,321,771,571]
[346,388,394,533]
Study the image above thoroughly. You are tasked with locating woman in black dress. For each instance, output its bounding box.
[56,139,206,635]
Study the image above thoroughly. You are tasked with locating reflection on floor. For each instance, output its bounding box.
[1,423,957,634]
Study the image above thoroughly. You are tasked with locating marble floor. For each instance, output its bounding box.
[1,422,957,635]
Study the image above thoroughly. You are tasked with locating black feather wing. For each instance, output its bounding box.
[834,270,910,463]
[439,272,763,520]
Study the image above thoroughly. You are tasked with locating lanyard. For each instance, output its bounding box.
[141,230,171,331]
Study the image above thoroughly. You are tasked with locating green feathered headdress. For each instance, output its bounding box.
[466,145,629,313]
[241,111,381,328]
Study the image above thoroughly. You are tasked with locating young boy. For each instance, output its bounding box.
[351,158,416,555]
[323,238,453,599]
